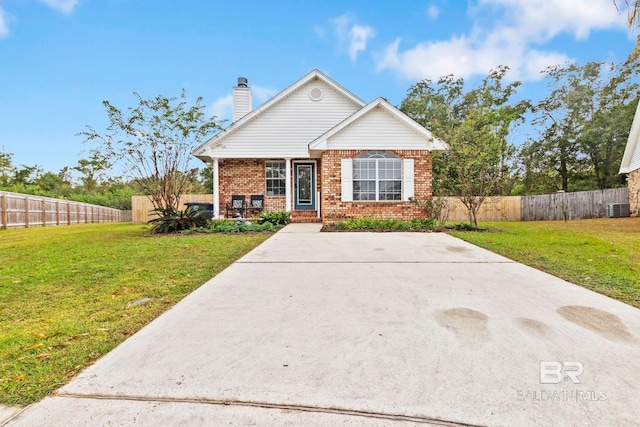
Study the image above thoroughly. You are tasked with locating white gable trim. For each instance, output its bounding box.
[193,70,366,161]
[620,100,640,174]
[308,97,448,152]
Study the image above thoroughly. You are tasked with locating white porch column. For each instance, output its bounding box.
[212,158,220,219]
[285,158,292,212]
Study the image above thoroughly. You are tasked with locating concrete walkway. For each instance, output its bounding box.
[4,224,640,426]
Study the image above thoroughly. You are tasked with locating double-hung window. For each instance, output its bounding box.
[352,152,402,201]
[265,161,286,196]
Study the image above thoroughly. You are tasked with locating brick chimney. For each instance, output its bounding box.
[233,77,252,122]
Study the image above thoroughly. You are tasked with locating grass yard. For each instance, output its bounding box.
[451,217,640,309]
[0,223,270,406]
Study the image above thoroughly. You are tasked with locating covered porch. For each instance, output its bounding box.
[209,157,321,222]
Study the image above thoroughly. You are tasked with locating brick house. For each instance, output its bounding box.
[620,101,640,216]
[193,70,447,224]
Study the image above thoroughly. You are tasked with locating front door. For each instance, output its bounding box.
[294,163,315,210]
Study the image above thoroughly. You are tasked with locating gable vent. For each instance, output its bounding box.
[309,87,323,102]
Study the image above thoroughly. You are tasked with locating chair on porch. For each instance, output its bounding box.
[247,195,264,217]
[225,195,246,218]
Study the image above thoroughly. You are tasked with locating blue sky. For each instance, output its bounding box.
[0,0,636,175]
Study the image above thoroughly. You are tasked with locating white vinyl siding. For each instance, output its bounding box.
[232,87,252,122]
[341,159,353,202]
[208,80,361,158]
[324,107,429,150]
[630,141,640,172]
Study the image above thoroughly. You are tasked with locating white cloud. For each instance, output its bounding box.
[251,85,278,103]
[330,14,375,62]
[376,0,626,82]
[208,85,278,121]
[348,24,375,62]
[0,7,8,38]
[426,5,439,20]
[209,94,233,120]
[480,0,626,41]
[38,0,79,14]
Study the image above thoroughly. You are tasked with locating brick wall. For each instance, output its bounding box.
[629,168,640,217]
[218,158,320,217]
[219,159,285,216]
[320,150,433,224]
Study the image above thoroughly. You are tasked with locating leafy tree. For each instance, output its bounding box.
[13,164,43,186]
[79,90,222,211]
[0,149,15,187]
[73,152,111,192]
[36,168,73,193]
[401,66,529,227]
[199,164,214,192]
[522,59,639,193]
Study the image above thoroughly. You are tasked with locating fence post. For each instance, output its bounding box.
[41,198,46,227]
[67,202,71,225]
[24,196,29,228]
[1,193,7,230]
[56,200,60,226]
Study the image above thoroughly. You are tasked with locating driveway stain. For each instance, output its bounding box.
[514,317,556,340]
[445,246,468,253]
[557,305,635,343]
[435,308,491,346]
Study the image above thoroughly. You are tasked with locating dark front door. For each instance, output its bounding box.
[294,163,315,210]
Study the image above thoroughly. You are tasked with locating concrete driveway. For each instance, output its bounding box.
[4,224,640,426]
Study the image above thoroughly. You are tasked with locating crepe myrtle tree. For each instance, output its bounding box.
[401,66,529,228]
[79,90,222,211]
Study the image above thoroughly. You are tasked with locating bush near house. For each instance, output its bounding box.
[148,206,209,233]
[325,217,435,231]
[254,210,291,226]
[183,219,277,234]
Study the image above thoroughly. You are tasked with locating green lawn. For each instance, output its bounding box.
[0,223,270,406]
[451,218,640,309]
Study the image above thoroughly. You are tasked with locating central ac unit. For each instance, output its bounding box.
[607,203,630,218]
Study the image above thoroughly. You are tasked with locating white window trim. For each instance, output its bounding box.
[265,160,286,197]
[341,154,414,202]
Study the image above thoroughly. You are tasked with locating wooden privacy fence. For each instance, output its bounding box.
[444,196,522,222]
[0,191,128,229]
[521,188,629,221]
[443,188,629,222]
[132,194,214,224]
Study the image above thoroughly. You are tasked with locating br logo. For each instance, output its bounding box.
[540,361,584,384]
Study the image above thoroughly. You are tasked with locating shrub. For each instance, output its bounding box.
[148,206,209,234]
[334,217,435,231]
[182,219,277,234]
[444,222,484,231]
[255,211,291,226]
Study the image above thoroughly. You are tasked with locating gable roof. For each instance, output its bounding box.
[308,97,448,152]
[620,100,640,174]
[193,69,365,161]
